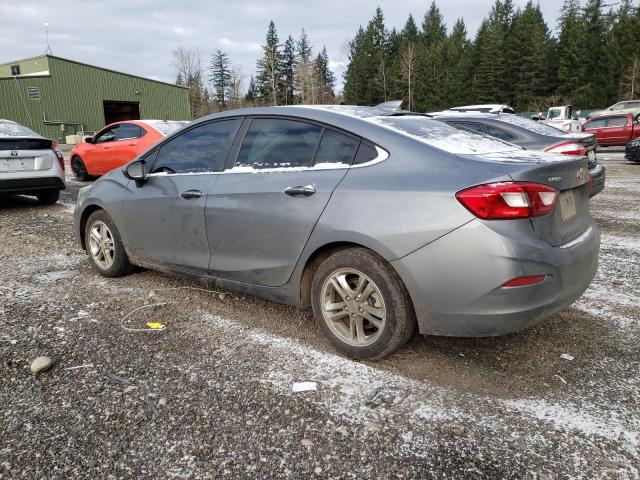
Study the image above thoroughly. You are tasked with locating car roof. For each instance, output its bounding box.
[0,119,44,139]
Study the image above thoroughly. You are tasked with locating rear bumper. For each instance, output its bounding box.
[0,177,65,194]
[589,164,606,197]
[392,219,600,337]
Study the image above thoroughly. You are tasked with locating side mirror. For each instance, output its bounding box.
[85,137,94,144]
[124,160,146,186]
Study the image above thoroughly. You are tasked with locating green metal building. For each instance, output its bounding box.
[0,55,190,142]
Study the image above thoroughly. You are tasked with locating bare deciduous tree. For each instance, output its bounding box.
[172,47,209,118]
[400,43,417,111]
[621,57,639,100]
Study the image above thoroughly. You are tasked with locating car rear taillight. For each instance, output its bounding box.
[456,182,558,220]
[52,140,64,171]
[502,275,547,287]
[544,141,587,156]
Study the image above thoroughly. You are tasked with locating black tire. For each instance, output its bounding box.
[71,155,90,181]
[84,210,134,278]
[36,189,60,205]
[311,248,416,360]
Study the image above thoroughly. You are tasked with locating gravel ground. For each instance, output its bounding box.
[1,153,639,479]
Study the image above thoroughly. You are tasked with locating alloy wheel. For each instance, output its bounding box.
[320,268,387,347]
[88,220,115,270]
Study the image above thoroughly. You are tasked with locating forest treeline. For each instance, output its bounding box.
[343,0,640,111]
[174,0,640,118]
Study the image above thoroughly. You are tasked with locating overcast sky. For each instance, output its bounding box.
[1,0,564,91]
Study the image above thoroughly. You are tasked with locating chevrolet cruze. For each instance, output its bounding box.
[74,106,600,359]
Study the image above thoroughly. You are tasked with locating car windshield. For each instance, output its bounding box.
[367,115,522,155]
[0,120,42,138]
[547,108,562,119]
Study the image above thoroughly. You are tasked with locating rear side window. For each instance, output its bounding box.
[485,125,515,141]
[115,123,143,140]
[450,122,484,134]
[353,140,379,164]
[314,129,359,166]
[151,119,239,174]
[606,116,628,127]
[236,118,322,169]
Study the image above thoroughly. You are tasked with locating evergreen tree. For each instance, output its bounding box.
[603,0,640,103]
[446,18,472,106]
[580,0,608,106]
[509,2,554,109]
[256,20,284,106]
[245,75,259,105]
[282,35,296,105]
[209,49,232,109]
[314,46,335,103]
[556,0,586,101]
[294,29,316,103]
[342,26,368,104]
[415,2,448,110]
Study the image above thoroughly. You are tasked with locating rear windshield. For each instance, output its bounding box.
[492,114,567,136]
[143,121,189,136]
[0,120,42,138]
[367,116,522,155]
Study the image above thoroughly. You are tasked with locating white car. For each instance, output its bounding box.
[0,119,65,204]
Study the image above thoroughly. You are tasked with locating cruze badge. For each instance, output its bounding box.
[10,150,18,157]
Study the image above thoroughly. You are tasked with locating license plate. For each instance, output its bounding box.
[560,190,577,221]
[588,150,596,161]
[0,157,34,172]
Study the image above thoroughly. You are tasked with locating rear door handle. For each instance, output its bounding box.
[181,189,202,199]
[283,185,316,197]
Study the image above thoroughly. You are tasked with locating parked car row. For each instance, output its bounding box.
[1,104,609,359]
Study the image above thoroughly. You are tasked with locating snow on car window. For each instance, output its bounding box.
[141,120,189,136]
[491,114,568,136]
[0,120,42,138]
[367,116,522,155]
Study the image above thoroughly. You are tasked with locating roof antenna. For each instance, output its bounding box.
[44,21,52,55]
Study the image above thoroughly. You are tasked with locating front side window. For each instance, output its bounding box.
[585,118,607,129]
[606,116,628,128]
[115,123,143,141]
[94,126,119,144]
[151,119,239,174]
[314,129,359,166]
[485,125,515,141]
[236,118,322,169]
[611,103,624,110]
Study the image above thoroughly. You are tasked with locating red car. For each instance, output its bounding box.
[581,113,640,147]
[70,120,188,180]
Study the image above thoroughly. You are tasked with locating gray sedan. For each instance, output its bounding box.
[433,113,606,196]
[74,106,600,359]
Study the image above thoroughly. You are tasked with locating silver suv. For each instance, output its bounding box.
[0,119,65,204]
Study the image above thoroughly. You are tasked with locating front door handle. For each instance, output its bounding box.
[283,185,316,197]
[181,189,202,200]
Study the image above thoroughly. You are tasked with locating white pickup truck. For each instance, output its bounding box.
[538,105,583,132]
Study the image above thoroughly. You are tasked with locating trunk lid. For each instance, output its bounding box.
[463,150,591,246]
[0,139,55,173]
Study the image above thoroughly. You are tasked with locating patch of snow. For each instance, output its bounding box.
[0,119,43,139]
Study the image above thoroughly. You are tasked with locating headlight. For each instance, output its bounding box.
[77,185,91,205]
